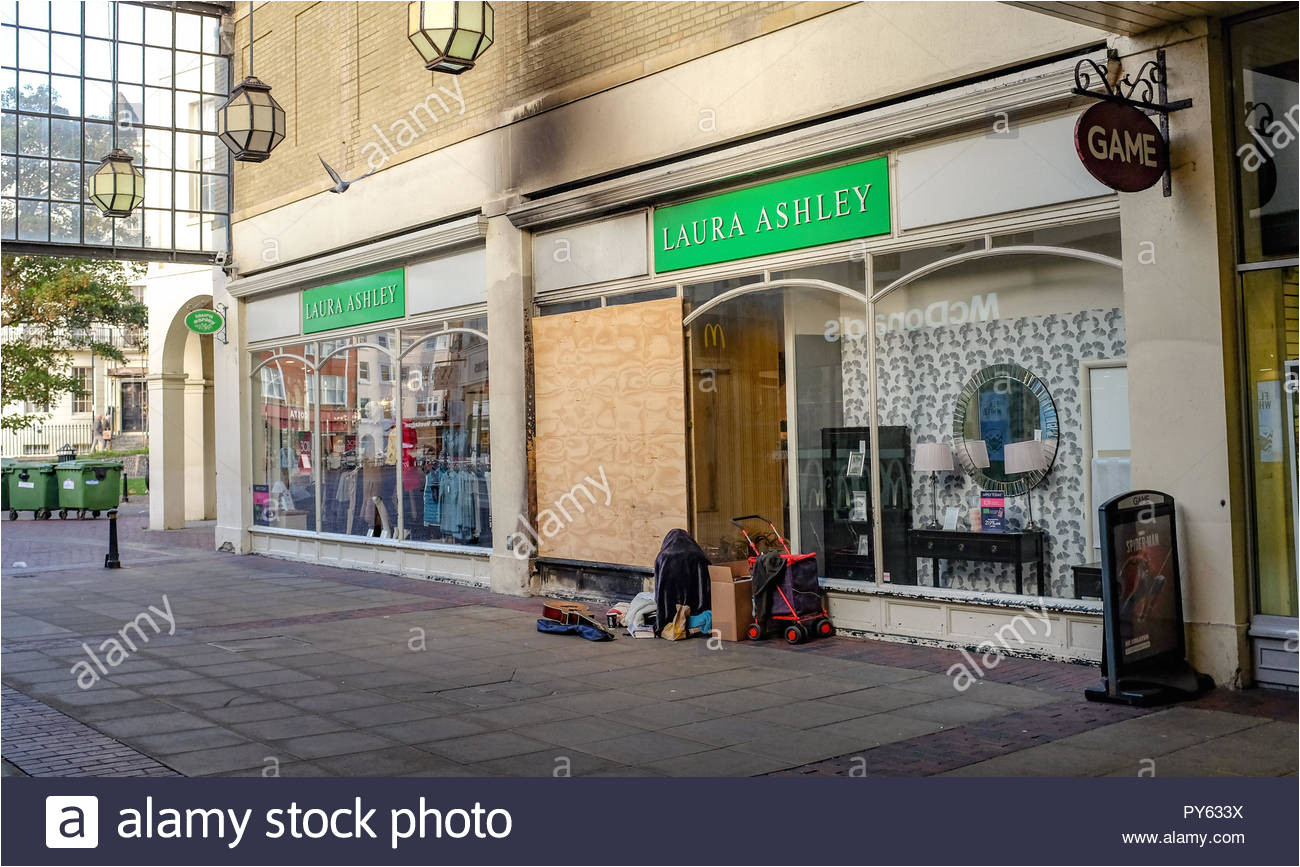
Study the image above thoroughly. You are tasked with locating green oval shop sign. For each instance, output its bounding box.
[184,309,225,335]
[653,156,891,273]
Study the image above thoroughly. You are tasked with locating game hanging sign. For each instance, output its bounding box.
[1074,101,1168,193]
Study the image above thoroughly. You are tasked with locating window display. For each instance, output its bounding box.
[249,319,490,549]
[400,319,491,548]
[251,344,316,532]
[318,332,401,538]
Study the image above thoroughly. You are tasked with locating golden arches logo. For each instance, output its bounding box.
[702,323,726,348]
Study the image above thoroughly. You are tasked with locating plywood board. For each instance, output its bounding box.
[532,297,688,567]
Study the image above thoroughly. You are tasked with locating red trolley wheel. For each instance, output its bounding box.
[816,618,835,637]
[746,623,762,641]
[785,623,806,644]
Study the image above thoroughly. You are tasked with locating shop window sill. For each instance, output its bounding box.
[248,525,490,558]
[819,577,1102,616]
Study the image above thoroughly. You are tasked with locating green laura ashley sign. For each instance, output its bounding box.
[653,156,891,272]
[302,268,405,334]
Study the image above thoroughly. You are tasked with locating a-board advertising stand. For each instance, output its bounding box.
[1085,490,1214,706]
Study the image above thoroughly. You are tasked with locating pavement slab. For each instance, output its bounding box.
[2,503,1294,779]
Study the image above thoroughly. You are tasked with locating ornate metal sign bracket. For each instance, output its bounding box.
[215,302,229,346]
[1072,49,1193,197]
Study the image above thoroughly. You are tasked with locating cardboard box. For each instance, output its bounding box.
[720,559,751,578]
[709,565,753,641]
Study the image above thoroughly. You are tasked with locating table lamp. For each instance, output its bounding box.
[965,440,990,470]
[1004,440,1048,530]
[915,442,954,529]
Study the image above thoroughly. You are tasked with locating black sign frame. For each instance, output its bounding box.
[1086,489,1213,706]
[1071,48,1193,197]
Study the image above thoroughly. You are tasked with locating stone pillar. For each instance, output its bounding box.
[183,378,215,520]
[1115,22,1250,686]
[485,210,533,596]
[212,272,249,553]
[147,372,187,530]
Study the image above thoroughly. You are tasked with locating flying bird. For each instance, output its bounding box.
[318,154,375,194]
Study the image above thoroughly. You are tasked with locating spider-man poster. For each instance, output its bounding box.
[1111,512,1179,663]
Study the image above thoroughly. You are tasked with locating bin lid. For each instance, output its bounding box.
[56,460,123,470]
[16,462,56,472]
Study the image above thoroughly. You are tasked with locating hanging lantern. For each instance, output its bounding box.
[407,1,494,74]
[87,148,144,218]
[217,2,285,163]
[216,76,285,163]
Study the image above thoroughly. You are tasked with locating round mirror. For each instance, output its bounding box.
[951,363,1059,496]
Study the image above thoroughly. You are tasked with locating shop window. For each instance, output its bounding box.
[400,318,491,548]
[250,346,316,533]
[868,250,1125,598]
[1229,7,1298,263]
[317,334,401,540]
[605,287,677,306]
[686,265,865,564]
[536,297,600,316]
[991,219,1122,259]
[357,360,371,384]
[1242,266,1298,618]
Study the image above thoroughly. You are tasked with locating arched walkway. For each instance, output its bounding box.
[148,293,216,530]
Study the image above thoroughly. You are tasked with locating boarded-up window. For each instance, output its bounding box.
[532,297,688,567]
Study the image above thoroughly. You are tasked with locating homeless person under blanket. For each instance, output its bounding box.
[652,529,712,636]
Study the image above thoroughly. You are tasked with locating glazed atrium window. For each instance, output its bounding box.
[0,1,230,257]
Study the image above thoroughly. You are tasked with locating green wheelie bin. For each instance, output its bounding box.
[55,460,123,519]
[1,458,14,512]
[8,462,59,520]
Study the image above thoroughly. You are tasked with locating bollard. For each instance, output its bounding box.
[121,471,129,503]
[104,508,121,569]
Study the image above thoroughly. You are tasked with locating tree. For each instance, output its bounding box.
[0,255,147,432]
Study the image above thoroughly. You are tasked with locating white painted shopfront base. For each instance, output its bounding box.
[248,529,490,587]
[824,582,1103,663]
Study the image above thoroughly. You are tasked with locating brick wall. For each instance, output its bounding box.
[231,1,849,218]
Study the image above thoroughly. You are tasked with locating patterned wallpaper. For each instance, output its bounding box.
[842,307,1127,597]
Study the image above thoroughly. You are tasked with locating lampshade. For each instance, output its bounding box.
[965,440,991,469]
[217,76,286,163]
[408,1,494,74]
[1004,440,1048,475]
[915,443,954,473]
[87,149,144,218]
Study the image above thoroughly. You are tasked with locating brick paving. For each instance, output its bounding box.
[2,500,1295,779]
[1,685,179,777]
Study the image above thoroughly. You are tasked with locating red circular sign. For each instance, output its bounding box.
[1074,101,1168,192]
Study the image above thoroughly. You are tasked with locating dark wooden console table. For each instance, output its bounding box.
[907,529,1046,596]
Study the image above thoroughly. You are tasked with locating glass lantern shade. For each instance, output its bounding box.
[407,1,494,73]
[217,76,286,163]
[87,149,145,218]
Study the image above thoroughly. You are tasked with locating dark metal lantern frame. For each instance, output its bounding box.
[217,75,285,163]
[407,1,495,74]
[1072,49,1193,198]
[87,148,145,218]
